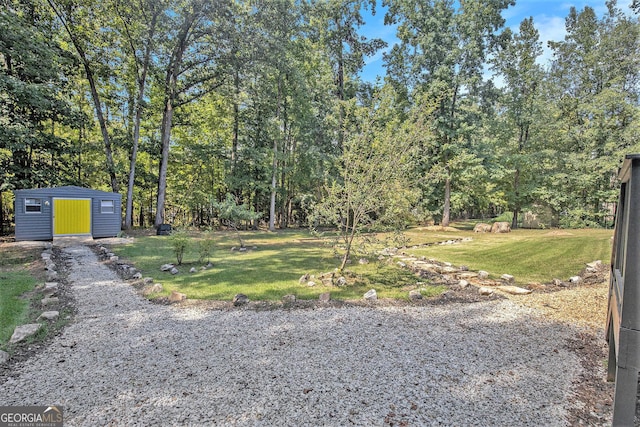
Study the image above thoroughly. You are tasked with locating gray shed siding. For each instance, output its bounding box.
[14,186,121,241]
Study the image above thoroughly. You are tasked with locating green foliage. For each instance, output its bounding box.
[168,230,190,265]
[311,85,418,271]
[196,233,215,264]
[211,194,262,247]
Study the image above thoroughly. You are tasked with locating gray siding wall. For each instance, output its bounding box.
[14,186,122,241]
[91,194,122,238]
[14,193,53,241]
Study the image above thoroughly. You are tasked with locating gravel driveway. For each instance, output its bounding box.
[1,244,598,426]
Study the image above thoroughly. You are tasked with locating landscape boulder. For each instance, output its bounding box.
[491,222,512,233]
[478,287,494,296]
[38,311,60,321]
[473,223,492,233]
[501,274,515,283]
[168,290,187,303]
[160,264,174,272]
[363,289,378,301]
[10,324,42,343]
[232,293,249,306]
[282,294,296,304]
[409,290,423,300]
[170,267,179,275]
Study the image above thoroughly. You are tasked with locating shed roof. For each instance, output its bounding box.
[15,186,120,198]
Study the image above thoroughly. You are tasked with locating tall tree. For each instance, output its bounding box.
[47,0,120,192]
[547,2,640,226]
[491,17,545,228]
[113,0,165,229]
[0,0,80,233]
[385,0,513,226]
[154,0,231,227]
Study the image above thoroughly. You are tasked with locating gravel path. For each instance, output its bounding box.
[1,245,592,426]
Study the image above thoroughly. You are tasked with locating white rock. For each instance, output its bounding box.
[170,267,179,275]
[569,276,581,283]
[364,289,377,301]
[478,287,494,296]
[189,267,197,273]
[458,280,469,288]
[110,256,119,262]
[160,264,174,271]
[10,324,42,343]
[501,274,515,282]
[38,311,60,321]
[478,271,489,279]
[496,286,532,295]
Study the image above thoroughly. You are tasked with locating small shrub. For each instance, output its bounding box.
[197,234,215,264]
[169,230,189,265]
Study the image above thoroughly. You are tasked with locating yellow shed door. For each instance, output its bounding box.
[53,199,91,236]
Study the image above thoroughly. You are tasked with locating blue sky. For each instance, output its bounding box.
[358,0,635,83]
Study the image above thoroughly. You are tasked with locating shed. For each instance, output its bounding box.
[14,186,121,241]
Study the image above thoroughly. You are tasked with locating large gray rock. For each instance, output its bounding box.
[232,293,249,306]
[170,267,179,275]
[160,264,174,271]
[0,350,9,364]
[363,289,377,301]
[10,324,42,343]
[478,271,490,280]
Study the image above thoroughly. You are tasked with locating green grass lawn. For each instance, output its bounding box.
[407,228,613,284]
[111,226,612,301]
[113,230,437,301]
[0,247,41,344]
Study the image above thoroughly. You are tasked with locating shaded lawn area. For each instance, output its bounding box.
[110,227,613,301]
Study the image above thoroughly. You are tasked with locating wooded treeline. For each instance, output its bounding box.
[1,0,639,234]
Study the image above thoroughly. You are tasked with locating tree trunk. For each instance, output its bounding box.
[512,168,521,229]
[156,98,173,227]
[0,191,4,236]
[125,13,157,230]
[269,137,277,232]
[442,165,451,227]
